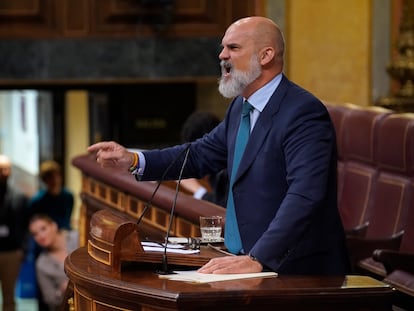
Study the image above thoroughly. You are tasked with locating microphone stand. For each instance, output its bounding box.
[136,143,191,226]
[156,145,191,275]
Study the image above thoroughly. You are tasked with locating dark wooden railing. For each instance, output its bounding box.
[71,153,226,246]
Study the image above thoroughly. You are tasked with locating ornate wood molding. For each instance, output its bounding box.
[72,153,225,246]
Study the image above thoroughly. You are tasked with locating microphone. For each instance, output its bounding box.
[157,144,191,275]
[136,143,192,225]
[133,143,192,274]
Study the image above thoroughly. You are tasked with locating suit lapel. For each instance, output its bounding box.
[233,75,291,182]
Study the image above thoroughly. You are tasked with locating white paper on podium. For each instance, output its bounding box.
[141,241,200,254]
[158,270,277,283]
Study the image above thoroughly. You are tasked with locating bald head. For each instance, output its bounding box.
[229,16,284,59]
[0,154,11,183]
[0,155,11,167]
[219,16,284,98]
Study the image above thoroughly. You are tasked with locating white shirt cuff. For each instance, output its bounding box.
[193,186,208,199]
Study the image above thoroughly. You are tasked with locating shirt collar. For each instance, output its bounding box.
[244,73,283,112]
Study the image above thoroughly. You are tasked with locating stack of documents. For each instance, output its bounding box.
[158,270,278,283]
[141,241,200,254]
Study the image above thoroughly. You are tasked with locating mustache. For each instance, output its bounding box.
[220,60,232,71]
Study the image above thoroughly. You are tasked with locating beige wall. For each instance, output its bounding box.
[65,91,89,229]
[285,0,372,105]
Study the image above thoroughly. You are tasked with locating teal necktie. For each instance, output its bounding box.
[225,100,253,254]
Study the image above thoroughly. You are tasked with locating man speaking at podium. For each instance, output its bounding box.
[88,16,350,275]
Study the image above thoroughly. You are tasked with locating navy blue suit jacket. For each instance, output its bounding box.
[142,75,350,275]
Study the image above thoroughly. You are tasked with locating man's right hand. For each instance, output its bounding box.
[87,141,134,171]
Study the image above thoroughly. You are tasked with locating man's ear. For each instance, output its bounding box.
[260,47,275,66]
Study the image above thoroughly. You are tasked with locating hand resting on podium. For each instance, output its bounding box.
[198,255,263,274]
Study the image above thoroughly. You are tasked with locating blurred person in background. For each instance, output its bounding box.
[29,213,79,311]
[29,160,74,230]
[179,111,228,207]
[0,154,29,311]
[29,160,74,310]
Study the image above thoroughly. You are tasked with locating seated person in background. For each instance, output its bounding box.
[29,160,74,311]
[29,160,74,230]
[179,111,228,207]
[29,214,79,311]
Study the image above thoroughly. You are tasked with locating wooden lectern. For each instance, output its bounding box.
[66,154,394,311]
[65,246,394,311]
[87,208,227,274]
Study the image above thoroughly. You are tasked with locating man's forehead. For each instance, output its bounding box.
[222,26,251,45]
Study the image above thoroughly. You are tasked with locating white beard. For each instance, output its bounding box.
[218,55,262,98]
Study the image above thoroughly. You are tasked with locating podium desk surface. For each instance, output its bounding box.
[65,247,394,311]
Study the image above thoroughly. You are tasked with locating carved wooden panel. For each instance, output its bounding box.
[0,0,263,38]
[92,0,227,37]
[62,0,90,36]
[0,0,60,37]
[91,0,263,37]
[81,175,201,243]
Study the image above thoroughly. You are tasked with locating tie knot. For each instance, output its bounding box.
[242,101,253,117]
